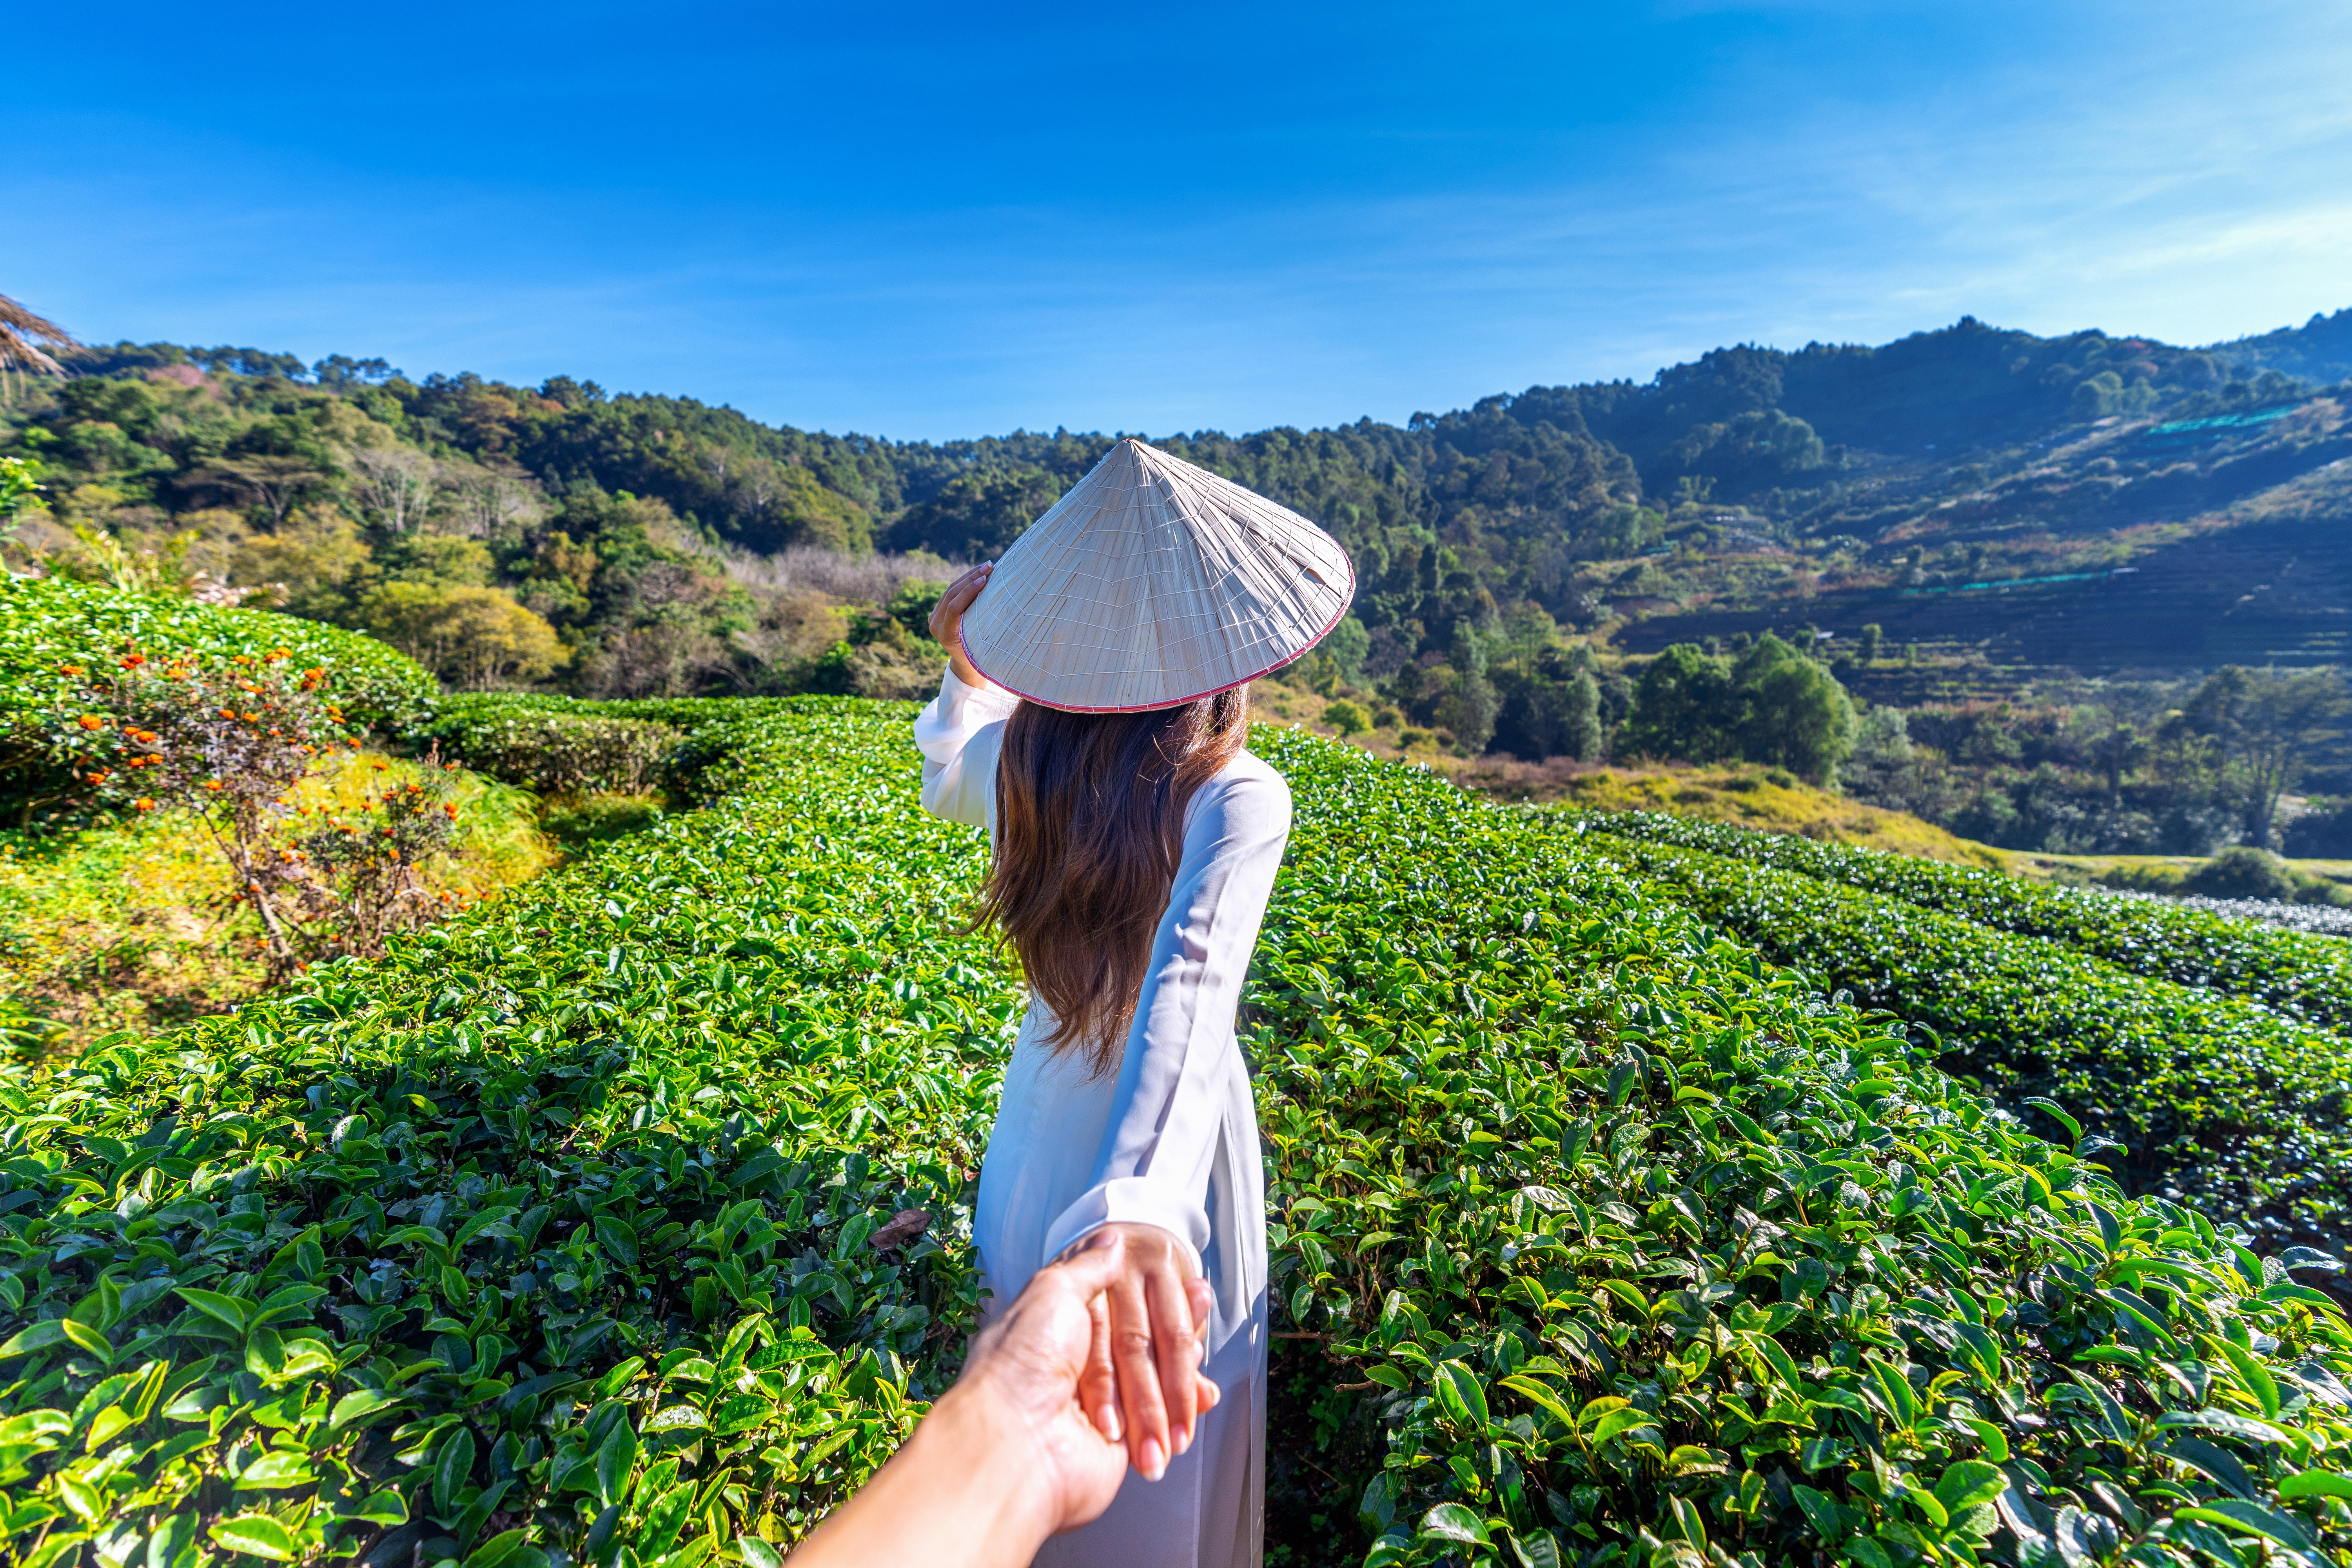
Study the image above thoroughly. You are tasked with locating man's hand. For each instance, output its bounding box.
[953,1230,1136,1532]
[928,561,994,688]
[790,1232,1211,1564]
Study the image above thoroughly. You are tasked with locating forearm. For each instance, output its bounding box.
[946,641,987,688]
[788,1380,1057,1568]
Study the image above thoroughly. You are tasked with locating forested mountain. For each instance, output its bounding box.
[2207,306,2352,387]
[7,306,2352,862]
[20,309,2347,687]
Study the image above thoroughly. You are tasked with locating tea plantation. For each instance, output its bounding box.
[2,590,2349,1568]
[1571,814,2352,1254]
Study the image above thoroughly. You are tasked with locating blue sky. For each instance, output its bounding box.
[5,1,2348,440]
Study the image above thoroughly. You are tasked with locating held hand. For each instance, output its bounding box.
[788,1231,1152,1565]
[1085,1221,1221,1481]
[928,561,994,687]
[954,1230,1133,1535]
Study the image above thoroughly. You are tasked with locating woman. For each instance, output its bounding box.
[912,439,1352,1567]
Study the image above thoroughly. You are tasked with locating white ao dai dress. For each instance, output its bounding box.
[913,667,1286,1568]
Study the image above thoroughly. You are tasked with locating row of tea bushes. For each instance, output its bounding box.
[0,697,2343,1568]
[1579,811,2352,1031]
[1242,735,2350,1565]
[1579,828,2352,1254]
[0,700,1019,1568]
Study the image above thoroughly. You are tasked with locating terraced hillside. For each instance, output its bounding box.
[0,686,2344,1568]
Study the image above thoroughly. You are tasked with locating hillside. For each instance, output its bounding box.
[9,307,2350,704]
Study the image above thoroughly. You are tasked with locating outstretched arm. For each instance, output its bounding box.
[911,563,1014,826]
[1039,768,1292,1479]
[788,1234,1217,1566]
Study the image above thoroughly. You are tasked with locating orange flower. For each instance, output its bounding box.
[86,771,109,784]
[56,664,85,676]
[347,739,361,749]
[219,708,239,720]
[443,803,459,818]
[203,780,223,791]
[120,654,146,669]
[77,714,104,730]
[134,798,155,811]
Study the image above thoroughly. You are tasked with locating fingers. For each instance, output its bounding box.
[1056,1232,1125,1443]
[1105,1269,1171,1479]
[945,562,993,609]
[1050,1229,1126,1296]
[1081,1283,1121,1443]
[927,562,993,643]
[1182,1276,1220,1412]
[1184,1275,1214,1343]
[1144,1261,1200,1461]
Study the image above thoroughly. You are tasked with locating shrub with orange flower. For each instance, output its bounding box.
[45,649,459,980]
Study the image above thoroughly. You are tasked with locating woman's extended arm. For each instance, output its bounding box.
[1039,766,1293,1478]
[788,1234,1218,1567]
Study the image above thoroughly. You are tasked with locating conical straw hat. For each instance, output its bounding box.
[958,438,1356,712]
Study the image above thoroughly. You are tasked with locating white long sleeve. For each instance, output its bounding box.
[958,728,1286,1566]
[1038,761,1292,1273]
[913,666,1020,829]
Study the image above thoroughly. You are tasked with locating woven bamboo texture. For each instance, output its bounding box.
[959,438,1356,712]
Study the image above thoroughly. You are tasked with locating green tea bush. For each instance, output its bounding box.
[0,579,436,826]
[1241,737,2352,1566]
[1583,812,2352,1031]
[0,700,2341,1568]
[419,697,682,797]
[0,700,1005,1568]
[1581,829,2352,1252]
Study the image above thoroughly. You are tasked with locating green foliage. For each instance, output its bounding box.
[1245,732,2352,1566]
[1582,811,2352,1032]
[0,457,45,558]
[538,794,666,848]
[2183,847,2348,905]
[0,700,1000,1565]
[349,583,567,691]
[1623,637,1856,779]
[1324,700,1371,737]
[0,579,436,827]
[1577,826,2352,1250]
[419,699,683,796]
[0,699,2344,1568]
[17,312,2348,731]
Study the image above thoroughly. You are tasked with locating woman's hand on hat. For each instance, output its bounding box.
[930,562,994,687]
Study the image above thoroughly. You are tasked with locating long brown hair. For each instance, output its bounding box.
[973,687,1250,1074]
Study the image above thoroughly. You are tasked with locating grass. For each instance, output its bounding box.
[0,751,556,1053]
[1999,847,2352,889]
